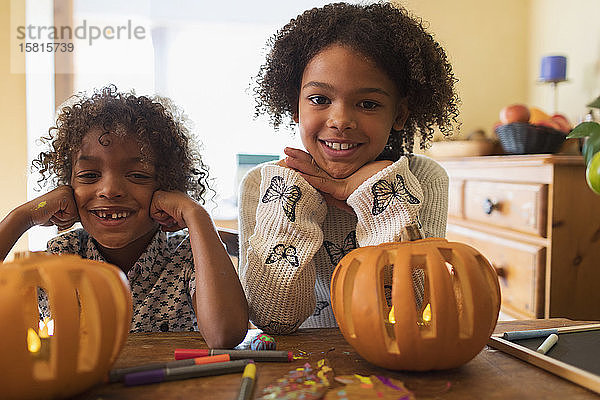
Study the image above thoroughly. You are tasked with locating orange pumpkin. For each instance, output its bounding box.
[330,238,500,371]
[0,252,132,399]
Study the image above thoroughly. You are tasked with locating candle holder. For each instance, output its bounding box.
[539,55,567,114]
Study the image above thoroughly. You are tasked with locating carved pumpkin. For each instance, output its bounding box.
[330,238,501,371]
[0,252,132,399]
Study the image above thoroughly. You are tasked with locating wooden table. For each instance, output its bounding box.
[74,319,599,399]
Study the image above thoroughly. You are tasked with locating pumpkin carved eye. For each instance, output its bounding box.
[331,238,501,371]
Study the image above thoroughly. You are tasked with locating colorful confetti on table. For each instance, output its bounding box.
[325,374,415,400]
[292,349,310,360]
[258,359,333,400]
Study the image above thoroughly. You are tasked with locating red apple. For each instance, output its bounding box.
[536,119,562,131]
[499,104,530,124]
[551,114,572,133]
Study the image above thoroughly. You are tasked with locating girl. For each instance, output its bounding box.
[0,86,248,348]
[239,2,459,334]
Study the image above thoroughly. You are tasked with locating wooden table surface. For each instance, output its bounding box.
[74,319,600,399]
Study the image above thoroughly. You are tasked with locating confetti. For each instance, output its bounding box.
[326,375,415,400]
[259,359,333,400]
[34,201,47,210]
[293,349,310,360]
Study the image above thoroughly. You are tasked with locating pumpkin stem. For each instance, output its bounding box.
[402,224,423,241]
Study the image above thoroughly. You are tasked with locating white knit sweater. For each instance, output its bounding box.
[237,154,448,334]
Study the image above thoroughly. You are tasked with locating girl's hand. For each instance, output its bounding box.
[28,186,79,230]
[283,147,392,206]
[150,190,199,232]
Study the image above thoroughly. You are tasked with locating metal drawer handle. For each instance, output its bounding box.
[483,198,500,215]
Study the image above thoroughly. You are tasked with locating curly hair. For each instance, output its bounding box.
[253,2,460,158]
[32,85,211,203]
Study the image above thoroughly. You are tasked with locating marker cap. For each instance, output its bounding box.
[174,348,210,360]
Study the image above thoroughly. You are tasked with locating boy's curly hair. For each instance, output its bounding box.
[253,2,460,158]
[32,85,210,203]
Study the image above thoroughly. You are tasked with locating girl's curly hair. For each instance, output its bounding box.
[253,2,460,158]
[32,85,210,203]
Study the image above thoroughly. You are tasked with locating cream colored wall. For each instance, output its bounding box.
[398,0,599,135]
[0,0,28,258]
[528,0,600,123]
[396,0,530,138]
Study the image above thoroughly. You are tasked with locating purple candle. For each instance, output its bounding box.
[540,56,567,82]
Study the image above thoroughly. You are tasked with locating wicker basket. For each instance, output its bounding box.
[495,123,566,154]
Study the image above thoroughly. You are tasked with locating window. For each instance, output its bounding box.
[26,0,343,249]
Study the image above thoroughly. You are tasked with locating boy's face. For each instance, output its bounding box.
[71,128,159,249]
[295,44,408,179]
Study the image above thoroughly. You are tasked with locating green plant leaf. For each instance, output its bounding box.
[582,132,600,165]
[567,121,600,138]
[587,96,600,108]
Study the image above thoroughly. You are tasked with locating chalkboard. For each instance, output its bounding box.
[488,326,600,395]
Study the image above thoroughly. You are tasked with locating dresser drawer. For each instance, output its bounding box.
[447,179,464,218]
[447,226,546,319]
[463,181,548,237]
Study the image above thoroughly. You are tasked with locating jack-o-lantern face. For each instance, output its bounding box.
[0,253,132,399]
[330,238,501,371]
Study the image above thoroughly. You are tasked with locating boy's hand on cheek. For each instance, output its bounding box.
[150,190,198,232]
[29,186,79,230]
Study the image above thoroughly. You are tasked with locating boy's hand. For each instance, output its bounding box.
[282,147,392,209]
[150,190,199,232]
[28,186,79,230]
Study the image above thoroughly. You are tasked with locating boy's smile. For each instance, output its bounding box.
[296,44,408,179]
[71,128,159,250]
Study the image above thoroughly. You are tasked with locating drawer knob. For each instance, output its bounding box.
[483,198,499,215]
[493,265,506,278]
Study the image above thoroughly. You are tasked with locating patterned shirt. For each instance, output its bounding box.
[45,228,198,332]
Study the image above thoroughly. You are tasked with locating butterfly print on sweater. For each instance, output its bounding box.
[261,176,302,222]
[312,301,329,316]
[371,174,420,216]
[323,230,357,266]
[265,244,299,268]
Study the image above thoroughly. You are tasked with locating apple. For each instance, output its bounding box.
[499,104,530,124]
[536,119,562,131]
[586,151,600,195]
[551,114,572,133]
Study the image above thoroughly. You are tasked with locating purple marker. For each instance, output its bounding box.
[124,359,252,386]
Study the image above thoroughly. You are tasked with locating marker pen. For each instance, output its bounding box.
[108,354,230,382]
[236,362,256,400]
[174,348,293,362]
[124,359,252,386]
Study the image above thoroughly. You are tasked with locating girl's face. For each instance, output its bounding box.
[295,44,408,179]
[71,128,159,249]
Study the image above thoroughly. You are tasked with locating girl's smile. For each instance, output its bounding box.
[71,128,159,250]
[296,44,408,179]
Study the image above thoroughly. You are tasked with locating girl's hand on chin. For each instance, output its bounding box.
[283,147,392,209]
[150,190,198,232]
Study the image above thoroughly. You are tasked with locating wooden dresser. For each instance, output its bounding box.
[437,155,600,320]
